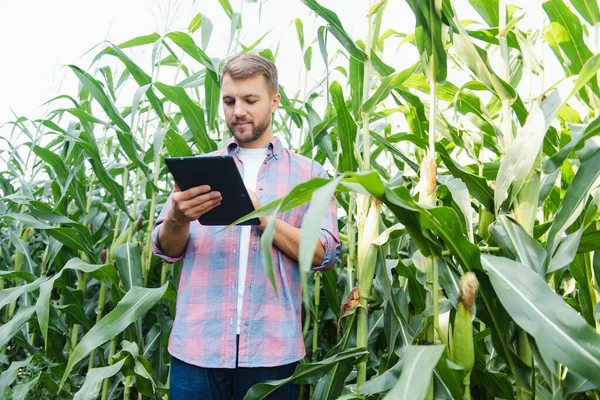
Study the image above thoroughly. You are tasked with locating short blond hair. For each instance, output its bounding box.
[220,53,279,95]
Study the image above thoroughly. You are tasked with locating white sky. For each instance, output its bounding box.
[0,0,574,158]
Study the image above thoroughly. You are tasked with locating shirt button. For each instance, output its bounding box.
[253,245,257,251]
[249,284,253,288]
[259,186,263,191]
[263,161,267,165]
[244,321,249,326]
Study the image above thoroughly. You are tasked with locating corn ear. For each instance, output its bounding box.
[357,198,382,299]
[419,155,437,206]
[452,272,479,382]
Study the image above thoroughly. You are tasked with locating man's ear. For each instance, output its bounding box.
[270,92,281,112]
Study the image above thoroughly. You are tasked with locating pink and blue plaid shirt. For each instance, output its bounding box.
[152,136,340,368]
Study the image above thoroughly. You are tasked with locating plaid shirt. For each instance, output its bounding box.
[152,136,340,368]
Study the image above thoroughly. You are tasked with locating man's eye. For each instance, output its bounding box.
[224,100,234,105]
[247,100,257,104]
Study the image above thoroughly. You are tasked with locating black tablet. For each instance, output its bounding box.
[164,155,260,226]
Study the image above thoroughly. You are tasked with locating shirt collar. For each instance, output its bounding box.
[226,135,284,160]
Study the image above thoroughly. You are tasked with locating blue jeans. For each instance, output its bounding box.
[169,337,299,400]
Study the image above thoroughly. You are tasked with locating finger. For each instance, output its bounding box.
[188,198,222,218]
[174,184,181,193]
[187,191,222,206]
[183,185,212,200]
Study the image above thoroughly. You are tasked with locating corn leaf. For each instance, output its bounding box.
[299,0,366,61]
[482,254,600,387]
[383,345,445,400]
[59,284,168,391]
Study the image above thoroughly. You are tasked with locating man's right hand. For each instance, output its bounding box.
[168,184,222,224]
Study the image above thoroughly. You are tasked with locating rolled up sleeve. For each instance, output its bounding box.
[152,192,187,264]
[311,162,340,272]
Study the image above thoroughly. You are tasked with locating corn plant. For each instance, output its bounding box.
[1,0,600,399]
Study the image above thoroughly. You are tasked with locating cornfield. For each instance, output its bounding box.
[1,0,600,398]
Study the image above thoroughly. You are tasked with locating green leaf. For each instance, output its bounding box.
[204,74,221,132]
[228,177,331,226]
[59,284,168,392]
[450,15,515,102]
[383,345,445,400]
[0,306,36,348]
[436,144,494,211]
[117,33,161,49]
[37,258,117,345]
[481,254,600,387]
[546,148,600,257]
[219,0,234,18]
[362,63,418,114]
[367,0,388,17]
[0,277,47,311]
[489,215,546,274]
[356,357,402,394]
[578,228,600,253]
[330,81,358,172]
[495,83,574,211]
[468,0,499,27]
[570,0,600,25]
[547,229,582,274]
[260,202,283,294]
[164,128,193,157]
[105,44,167,122]
[278,87,303,129]
[155,82,216,153]
[409,0,447,83]
[299,0,366,61]
[11,372,40,400]
[165,32,219,83]
[543,0,597,103]
[348,56,364,119]
[73,358,127,400]
[0,356,33,399]
[544,115,600,174]
[68,65,130,133]
[298,175,344,305]
[188,13,203,33]
[303,47,313,71]
[114,243,143,291]
[295,18,304,50]
[243,347,368,399]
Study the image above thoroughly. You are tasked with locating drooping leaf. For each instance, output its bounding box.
[299,0,366,61]
[243,347,368,400]
[59,284,168,391]
[482,255,600,387]
[546,148,600,256]
[383,345,445,400]
[73,358,127,400]
[154,82,216,153]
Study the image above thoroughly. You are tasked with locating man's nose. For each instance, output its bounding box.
[233,102,246,118]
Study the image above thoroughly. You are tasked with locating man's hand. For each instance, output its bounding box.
[168,185,222,225]
[248,189,269,230]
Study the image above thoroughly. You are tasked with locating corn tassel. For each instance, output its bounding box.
[452,272,479,399]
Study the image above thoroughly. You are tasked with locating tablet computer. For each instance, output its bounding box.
[164,155,260,226]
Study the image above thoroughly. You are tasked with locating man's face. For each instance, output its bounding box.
[221,73,280,145]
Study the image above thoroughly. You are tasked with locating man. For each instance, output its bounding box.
[152,53,340,399]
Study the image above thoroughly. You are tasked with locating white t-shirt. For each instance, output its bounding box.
[236,146,268,334]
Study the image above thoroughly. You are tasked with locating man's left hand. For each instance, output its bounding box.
[248,189,270,230]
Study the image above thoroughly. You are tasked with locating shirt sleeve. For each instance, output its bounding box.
[310,161,341,272]
[151,192,187,264]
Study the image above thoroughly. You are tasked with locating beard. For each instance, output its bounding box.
[227,113,271,144]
